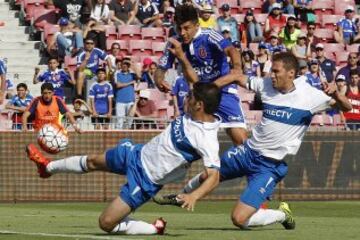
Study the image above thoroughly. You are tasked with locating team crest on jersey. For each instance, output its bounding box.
[199,46,207,58]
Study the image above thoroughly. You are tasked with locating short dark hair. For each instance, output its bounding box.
[48,57,58,63]
[272,52,299,73]
[175,4,198,26]
[16,83,27,91]
[350,69,359,76]
[307,22,316,27]
[193,82,221,115]
[111,42,120,49]
[41,82,54,92]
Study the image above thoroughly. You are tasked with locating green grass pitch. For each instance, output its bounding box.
[0,201,359,240]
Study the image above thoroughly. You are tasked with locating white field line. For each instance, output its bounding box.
[0,230,145,240]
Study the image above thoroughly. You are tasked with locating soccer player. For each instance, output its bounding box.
[26,82,222,235]
[154,52,352,230]
[22,82,81,133]
[155,4,247,145]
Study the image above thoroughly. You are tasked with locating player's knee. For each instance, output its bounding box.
[231,213,248,228]
[86,155,98,171]
[98,214,116,233]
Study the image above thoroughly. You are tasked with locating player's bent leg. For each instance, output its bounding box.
[226,127,248,146]
[231,201,257,229]
[86,153,110,172]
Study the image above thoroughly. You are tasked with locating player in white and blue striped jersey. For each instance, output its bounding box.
[154,52,352,230]
[27,82,222,235]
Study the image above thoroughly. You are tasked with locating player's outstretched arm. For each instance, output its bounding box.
[154,68,171,92]
[323,82,352,112]
[22,110,31,131]
[214,72,248,89]
[176,167,219,211]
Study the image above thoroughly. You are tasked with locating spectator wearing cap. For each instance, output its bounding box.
[221,26,232,41]
[198,4,217,29]
[293,0,314,23]
[216,3,239,42]
[306,22,320,52]
[291,32,311,61]
[135,0,162,27]
[241,49,261,78]
[305,59,326,90]
[49,17,84,59]
[140,58,156,88]
[257,43,272,77]
[240,10,264,45]
[279,15,301,49]
[298,59,309,77]
[89,67,114,130]
[315,43,336,83]
[336,74,348,96]
[129,89,157,129]
[264,3,287,39]
[334,6,357,44]
[336,52,360,84]
[109,0,138,26]
[114,58,139,129]
[265,33,287,55]
[343,70,360,130]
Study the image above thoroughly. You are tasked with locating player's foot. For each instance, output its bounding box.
[278,202,295,230]
[26,144,51,178]
[152,194,182,207]
[152,217,167,235]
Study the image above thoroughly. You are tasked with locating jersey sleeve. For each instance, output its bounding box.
[158,41,176,70]
[96,48,107,60]
[9,95,17,105]
[77,53,85,67]
[195,134,220,170]
[56,97,68,115]
[26,98,39,115]
[89,84,96,98]
[37,72,46,82]
[208,29,232,52]
[108,84,114,98]
[0,61,6,75]
[308,87,332,114]
[247,76,264,94]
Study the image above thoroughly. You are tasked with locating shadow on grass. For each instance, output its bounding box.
[185,227,281,232]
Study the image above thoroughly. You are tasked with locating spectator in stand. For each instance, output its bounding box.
[265,32,286,55]
[163,6,175,27]
[336,74,348,96]
[76,38,110,99]
[264,3,287,39]
[216,4,239,42]
[114,58,138,129]
[129,89,157,129]
[240,10,264,45]
[135,0,162,27]
[298,59,309,76]
[257,43,272,77]
[84,0,111,51]
[344,70,360,130]
[336,52,360,84]
[282,0,295,14]
[50,17,84,59]
[279,15,301,50]
[109,0,138,26]
[71,98,92,124]
[305,59,327,90]
[221,26,232,41]
[0,57,7,104]
[232,40,242,52]
[241,49,261,78]
[52,0,87,28]
[141,58,156,88]
[334,6,357,45]
[291,32,311,62]
[5,77,15,99]
[315,43,336,83]
[89,68,114,130]
[33,58,76,100]
[198,4,217,29]
[306,22,320,53]
[262,0,276,13]
[171,75,190,117]
[293,0,314,23]
[106,42,123,75]
[5,83,33,130]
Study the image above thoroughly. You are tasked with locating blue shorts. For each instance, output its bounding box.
[220,143,288,209]
[105,139,162,210]
[216,93,246,129]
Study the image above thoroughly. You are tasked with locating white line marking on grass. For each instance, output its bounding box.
[0,230,145,240]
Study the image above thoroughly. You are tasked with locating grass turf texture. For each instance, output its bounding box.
[0,201,359,240]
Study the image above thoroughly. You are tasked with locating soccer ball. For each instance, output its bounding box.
[37,124,69,154]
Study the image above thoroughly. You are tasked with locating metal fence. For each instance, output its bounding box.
[0,130,359,202]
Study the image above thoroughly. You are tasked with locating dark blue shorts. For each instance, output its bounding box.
[105,139,162,210]
[216,93,246,129]
[220,143,288,209]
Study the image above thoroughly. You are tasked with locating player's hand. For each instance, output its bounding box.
[322,82,337,96]
[167,38,186,61]
[156,80,171,93]
[176,194,197,212]
[34,67,40,75]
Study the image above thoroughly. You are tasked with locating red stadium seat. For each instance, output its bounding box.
[321,43,345,54]
[311,114,333,126]
[32,9,58,31]
[321,15,342,30]
[216,0,240,14]
[335,51,350,66]
[152,41,166,56]
[104,25,117,40]
[148,88,167,102]
[249,43,259,55]
[129,40,152,56]
[311,0,335,16]
[333,114,346,127]
[346,44,360,53]
[323,51,336,61]
[241,1,263,14]
[233,14,245,23]
[118,25,141,40]
[21,0,46,22]
[135,82,148,91]
[106,39,129,55]
[141,27,166,42]
[140,55,160,64]
[314,28,334,42]
[42,23,60,43]
[334,0,356,15]
[254,14,268,26]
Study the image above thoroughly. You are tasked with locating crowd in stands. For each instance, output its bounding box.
[1,0,360,131]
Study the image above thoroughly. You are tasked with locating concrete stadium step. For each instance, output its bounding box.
[0,32,29,41]
[0,27,27,34]
[4,56,42,64]
[0,41,39,49]
[7,65,46,73]
[0,49,40,56]
[0,18,21,27]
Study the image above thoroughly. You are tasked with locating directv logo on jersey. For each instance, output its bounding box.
[264,109,293,120]
[172,117,185,142]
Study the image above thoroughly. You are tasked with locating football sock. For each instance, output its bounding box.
[46,156,88,174]
[245,208,286,227]
[182,173,203,193]
[111,217,157,235]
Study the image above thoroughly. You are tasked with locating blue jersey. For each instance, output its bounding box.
[115,70,136,103]
[89,81,114,115]
[159,28,237,95]
[0,58,7,75]
[9,94,33,107]
[77,48,107,74]
[265,43,287,54]
[171,76,190,114]
[305,73,322,90]
[6,79,14,90]
[337,17,357,40]
[244,61,260,78]
[38,69,71,98]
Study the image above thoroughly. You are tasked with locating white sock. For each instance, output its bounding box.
[111,217,157,235]
[46,156,88,174]
[245,209,286,227]
[182,173,203,193]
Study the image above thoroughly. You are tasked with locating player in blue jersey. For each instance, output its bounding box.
[0,58,7,104]
[33,58,75,99]
[171,75,190,117]
[154,52,352,230]
[155,4,247,145]
[27,82,222,235]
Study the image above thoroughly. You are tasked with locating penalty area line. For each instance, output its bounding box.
[0,230,145,240]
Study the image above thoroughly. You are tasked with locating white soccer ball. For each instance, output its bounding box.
[37,124,69,154]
